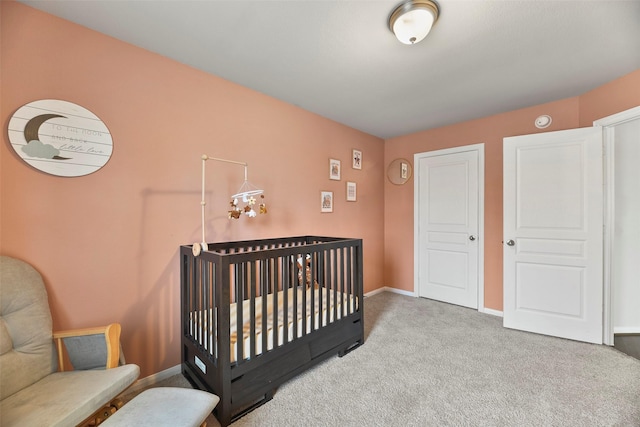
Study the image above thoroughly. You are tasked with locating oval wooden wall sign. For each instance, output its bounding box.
[7,99,113,177]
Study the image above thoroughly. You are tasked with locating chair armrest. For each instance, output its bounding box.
[53,323,121,372]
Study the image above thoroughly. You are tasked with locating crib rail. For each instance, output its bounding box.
[181,236,361,363]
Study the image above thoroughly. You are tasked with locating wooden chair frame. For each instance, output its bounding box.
[53,323,122,372]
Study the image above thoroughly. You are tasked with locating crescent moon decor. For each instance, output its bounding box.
[7,99,113,177]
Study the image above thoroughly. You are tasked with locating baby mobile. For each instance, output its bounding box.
[193,154,266,256]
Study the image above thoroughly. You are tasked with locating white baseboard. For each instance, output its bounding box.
[126,364,182,394]
[614,327,640,335]
[367,287,504,318]
[365,286,416,298]
[480,307,504,318]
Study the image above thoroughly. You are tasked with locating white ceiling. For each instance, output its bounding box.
[18,0,640,139]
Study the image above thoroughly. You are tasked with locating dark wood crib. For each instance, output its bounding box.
[180,236,364,426]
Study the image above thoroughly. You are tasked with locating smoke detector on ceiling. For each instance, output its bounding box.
[535,115,552,129]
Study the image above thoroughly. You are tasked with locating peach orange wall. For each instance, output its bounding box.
[0,2,384,378]
[579,68,640,127]
[384,69,640,311]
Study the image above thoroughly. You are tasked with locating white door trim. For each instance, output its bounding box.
[594,105,640,346]
[414,143,485,311]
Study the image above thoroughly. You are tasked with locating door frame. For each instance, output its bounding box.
[594,105,640,346]
[413,143,485,312]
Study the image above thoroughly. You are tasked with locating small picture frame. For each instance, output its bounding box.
[352,149,362,170]
[346,182,357,202]
[321,191,333,212]
[329,159,341,180]
[401,162,408,179]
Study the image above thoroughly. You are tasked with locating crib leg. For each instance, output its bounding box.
[230,389,276,424]
[338,339,363,357]
[264,389,274,402]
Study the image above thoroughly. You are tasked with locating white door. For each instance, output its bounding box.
[415,146,481,309]
[595,106,640,345]
[503,127,603,344]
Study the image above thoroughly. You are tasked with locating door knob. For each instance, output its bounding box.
[506,239,515,246]
[469,235,476,241]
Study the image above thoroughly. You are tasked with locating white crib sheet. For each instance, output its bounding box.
[190,287,357,363]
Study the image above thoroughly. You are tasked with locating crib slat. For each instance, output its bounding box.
[261,258,268,355]
[199,259,206,349]
[347,246,353,315]
[272,260,278,356]
[282,256,289,343]
[339,247,343,318]
[236,263,244,364]
[249,260,256,360]
[301,254,307,336]
[336,248,342,322]
[292,259,301,340]
[204,260,211,355]
[299,254,316,330]
[326,249,332,327]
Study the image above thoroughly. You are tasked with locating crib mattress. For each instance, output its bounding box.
[191,287,357,363]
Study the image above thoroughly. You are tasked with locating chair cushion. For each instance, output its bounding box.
[0,364,140,427]
[0,256,55,400]
[101,387,219,427]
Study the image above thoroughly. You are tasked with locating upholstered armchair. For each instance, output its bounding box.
[0,256,140,426]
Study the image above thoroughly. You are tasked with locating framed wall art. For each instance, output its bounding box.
[346,181,357,202]
[329,159,341,180]
[352,149,362,170]
[401,161,409,179]
[321,191,333,212]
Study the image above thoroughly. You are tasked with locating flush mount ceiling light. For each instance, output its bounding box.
[389,0,439,45]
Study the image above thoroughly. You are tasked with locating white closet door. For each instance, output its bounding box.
[415,149,479,309]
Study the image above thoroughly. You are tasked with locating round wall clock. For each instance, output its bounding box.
[7,99,113,177]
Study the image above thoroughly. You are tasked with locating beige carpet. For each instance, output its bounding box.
[126,292,640,426]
